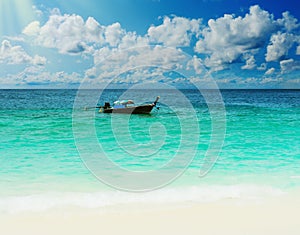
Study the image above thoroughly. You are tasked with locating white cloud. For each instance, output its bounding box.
[0,40,46,65]
[118,32,149,50]
[260,77,283,84]
[13,66,81,85]
[23,12,147,56]
[186,55,204,74]
[195,5,276,69]
[85,17,105,43]
[296,45,300,55]
[37,14,87,54]
[22,11,205,85]
[24,11,202,57]
[32,55,47,66]
[86,45,188,84]
[0,40,31,64]
[265,32,295,62]
[23,13,106,55]
[85,66,97,79]
[277,11,299,32]
[105,22,124,47]
[17,6,300,87]
[265,67,275,75]
[148,16,201,47]
[23,21,41,36]
[3,36,25,42]
[93,47,114,65]
[280,58,300,73]
[241,55,256,70]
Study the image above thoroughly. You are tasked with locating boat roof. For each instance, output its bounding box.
[113,100,134,105]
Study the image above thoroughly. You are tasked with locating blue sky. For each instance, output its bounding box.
[0,0,299,88]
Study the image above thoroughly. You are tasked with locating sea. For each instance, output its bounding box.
[0,89,299,214]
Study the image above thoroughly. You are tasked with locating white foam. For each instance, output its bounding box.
[290,176,300,179]
[0,184,286,214]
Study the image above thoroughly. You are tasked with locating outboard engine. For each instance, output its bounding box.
[104,102,111,109]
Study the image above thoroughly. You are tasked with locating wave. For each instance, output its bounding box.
[0,184,285,214]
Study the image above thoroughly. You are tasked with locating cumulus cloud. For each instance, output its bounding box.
[0,40,32,64]
[118,32,149,50]
[18,5,300,87]
[24,11,202,57]
[105,22,124,47]
[265,32,295,62]
[22,21,41,36]
[32,55,47,66]
[85,17,105,43]
[148,16,201,47]
[0,40,46,65]
[23,12,106,54]
[22,11,205,85]
[86,45,190,85]
[23,11,149,57]
[195,5,276,69]
[186,55,204,74]
[38,14,91,54]
[194,5,300,72]
[277,11,299,32]
[93,47,114,65]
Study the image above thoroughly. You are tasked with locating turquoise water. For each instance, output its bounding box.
[0,89,299,213]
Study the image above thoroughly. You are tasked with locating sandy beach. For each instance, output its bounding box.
[1,194,299,235]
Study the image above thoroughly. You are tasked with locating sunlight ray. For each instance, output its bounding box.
[0,0,34,37]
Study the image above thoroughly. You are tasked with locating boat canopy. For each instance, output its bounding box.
[113,100,134,105]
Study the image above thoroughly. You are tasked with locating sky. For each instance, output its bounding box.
[0,0,300,88]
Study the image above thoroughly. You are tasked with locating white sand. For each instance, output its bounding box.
[1,195,299,235]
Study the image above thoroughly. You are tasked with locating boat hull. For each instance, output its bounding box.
[102,104,154,114]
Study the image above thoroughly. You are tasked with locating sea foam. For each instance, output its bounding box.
[0,184,285,214]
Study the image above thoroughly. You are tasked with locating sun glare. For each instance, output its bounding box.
[0,0,34,36]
